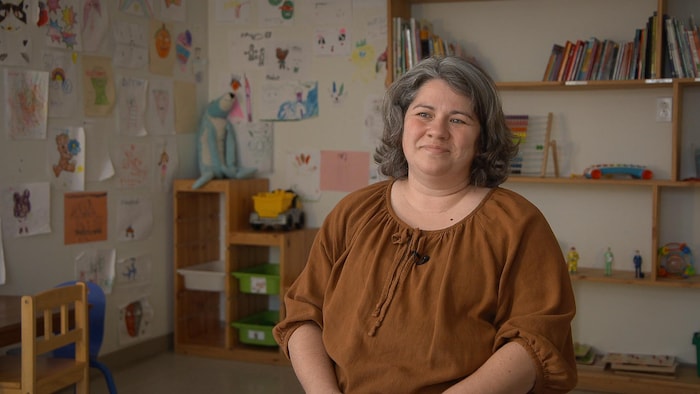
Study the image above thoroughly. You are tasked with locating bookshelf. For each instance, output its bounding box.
[386,0,700,391]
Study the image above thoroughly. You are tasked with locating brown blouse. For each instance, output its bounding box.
[273,180,577,393]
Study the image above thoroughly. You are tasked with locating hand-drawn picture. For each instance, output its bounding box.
[266,40,307,81]
[81,0,109,52]
[146,78,174,134]
[214,0,251,23]
[75,248,115,294]
[1,182,51,238]
[64,191,108,244]
[314,27,350,56]
[116,195,153,242]
[259,0,294,26]
[113,142,152,188]
[48,126,85,191]
[351,39,378,82]
[116,76,148,136]
[118,297,154,345]
[118,0,154,18]
[82,55,116,117]
[152,136,178,191]
[0,0,33,66]
[260,80,318,121]
[230,29,274,70]
[175,29,191,72]
[286,150,320,201]
[43,0,82,50]
[149,20,175,75]
[3,69,49,140]
[116,253,152,287]
[235,122,273,174]
[320,150,370,192]
[113,21,148,69]
[159,0,186,21]
[42,49,78,118]
[329,80,346,104]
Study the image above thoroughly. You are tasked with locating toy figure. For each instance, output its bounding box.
[604,247,614,276]
[633,250,644,278]
[192,93,256,189]
[567,246,579,274]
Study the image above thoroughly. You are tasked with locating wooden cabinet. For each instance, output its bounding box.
[173,179,317,364]
[386,0,700,392]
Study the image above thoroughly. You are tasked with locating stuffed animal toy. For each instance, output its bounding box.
[192,93,256,189]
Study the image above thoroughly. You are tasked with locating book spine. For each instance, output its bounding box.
[665,16,682,78]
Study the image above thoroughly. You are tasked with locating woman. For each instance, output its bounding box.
[273,56,577,393]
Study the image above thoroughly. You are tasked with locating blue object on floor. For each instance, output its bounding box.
[54,280,117,394]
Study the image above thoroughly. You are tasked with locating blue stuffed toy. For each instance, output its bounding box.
[192,93,256,189]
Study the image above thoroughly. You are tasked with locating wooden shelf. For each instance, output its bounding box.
[570,267,700,289]
[577,364,700,394]
[507,177,700,187]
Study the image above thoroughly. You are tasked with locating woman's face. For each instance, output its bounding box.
[402,79,480,183]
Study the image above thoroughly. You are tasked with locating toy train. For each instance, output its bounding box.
[583,164,653,180]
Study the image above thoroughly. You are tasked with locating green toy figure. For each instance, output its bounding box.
[604,247,614,276]
[567,246,579,274]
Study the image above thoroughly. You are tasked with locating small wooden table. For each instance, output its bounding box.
[0,295,22,348]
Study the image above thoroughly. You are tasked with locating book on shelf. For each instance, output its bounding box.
[556,41,574,81]
[542,43,564,81]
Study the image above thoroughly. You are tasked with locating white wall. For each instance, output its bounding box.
[0,2,207,356]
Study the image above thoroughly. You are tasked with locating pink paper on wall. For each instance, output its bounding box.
[320,150,370,192]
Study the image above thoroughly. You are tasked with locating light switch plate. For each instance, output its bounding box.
[656,97,672,122]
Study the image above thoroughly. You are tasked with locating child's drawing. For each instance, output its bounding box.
[42,49,78,117]
[159,0,185,21]
[75,248,115,294]
[215,0,251,23]
[44,0,82,50]
[260,81,318,121]
[152,136,178,192]
[64,191,108,244]
[116,195,153,242]
[118,297,154,345]
[286,150,320,201]
[113,21,148,69]
[314,27,350,56]
[259,0,294,26]
[146,78,174,134]
[266,41,307,80]
[118,0,154,17]
[82,0,109,52]
[116,254,152,287]
[0,0,33,65]
[114,142,151,188]
[116,76,148,136]
[1,182,51,237]
[235,122,273,174]
[149,20,175,75]
[4,69,49,140]
[82,55,116,117]
[48,126,85,191]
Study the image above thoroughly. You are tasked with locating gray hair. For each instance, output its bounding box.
[374,56,517,187]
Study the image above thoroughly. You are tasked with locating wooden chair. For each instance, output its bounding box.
[0,282,89,393]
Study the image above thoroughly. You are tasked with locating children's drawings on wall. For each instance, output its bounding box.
[149,20,175,76]
[64,191,108,244]
[311,0,351,23]
[152,136,178,191]
[82,55,116,117]
[314,27,350,56]
[84,119,116,182]
[116,195,153,242]
[286,150,320,202]
[235,122,273,174]
[116,76,148,136]
[0,0,33,66]
[259,0,294,27]
[42,49,78,118]
[266,40,308,80]
[114,142,152,188]
[116,253,152,287]
[320,150,370,192]
[43,0,82,51]
[351,39,377,82]
[3,69,49,140]
[174,28,192,72]
[118,0,154,18]
[329,80,346,105]
[214,0,251,23]
[146,78,174,134]
[1,182,51,238]
[81,0,109,52]
[75,248,115,294]
[118,297,154,345]
[159,0,185,22]
[113,21,148,69]
[230,29,273,70]
[260,80,318,121]
[48,126,86,191]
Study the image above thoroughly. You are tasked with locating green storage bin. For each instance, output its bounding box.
[232,310,279,347]
[232,264,280,295]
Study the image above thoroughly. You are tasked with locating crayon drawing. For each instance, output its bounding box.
[44,0,82,50]
[1,182,52,237]
[4,69,49,140]
[42,49,79,118]
[64,191,108,244]
[116,76,148,136]
[0,0,33,65]
[114,142,152,188]
[116,253,152,287]
[116,195,153,242]
[118,297,154,345]
[47,126,86,191]
[82,0,109,52]
[75,248,115,294]
[260,81,318,121]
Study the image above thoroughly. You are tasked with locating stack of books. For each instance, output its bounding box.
[543,12,700,82]
[602,353,678,379]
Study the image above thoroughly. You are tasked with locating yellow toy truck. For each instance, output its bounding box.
[249,189,304,230]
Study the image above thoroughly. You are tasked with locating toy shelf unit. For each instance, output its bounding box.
[174,178,317,364]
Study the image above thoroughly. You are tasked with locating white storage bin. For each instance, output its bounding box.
[177,261,226,291]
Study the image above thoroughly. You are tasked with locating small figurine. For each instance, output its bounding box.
[567,246,579,274]
[604,247,614,276]
[633,250,644,278]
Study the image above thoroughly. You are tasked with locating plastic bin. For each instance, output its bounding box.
[177,261,226,291]
[232,310,279,346]
[232,264,280,295]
